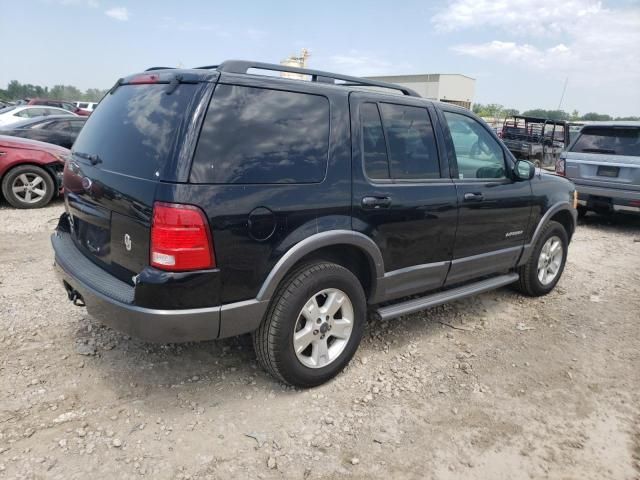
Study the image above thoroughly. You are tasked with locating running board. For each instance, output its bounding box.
[375,273,519,321]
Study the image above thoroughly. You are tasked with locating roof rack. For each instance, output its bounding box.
[200,60,420,97]
[145,66,176,71]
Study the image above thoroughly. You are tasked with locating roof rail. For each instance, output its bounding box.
[211,60,420,97]
[145,67,176,71]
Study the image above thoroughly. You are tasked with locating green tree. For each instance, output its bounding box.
[581,112,613,121]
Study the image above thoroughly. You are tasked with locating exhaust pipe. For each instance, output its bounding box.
[63,281,86,307]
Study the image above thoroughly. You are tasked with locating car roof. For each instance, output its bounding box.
[0,134,70,153]
[130,59,422,99]
[579,121,640,128]
[9,115,87,128]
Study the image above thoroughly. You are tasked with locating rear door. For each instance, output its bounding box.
[439,108,532,285]
[350,93,458,300]
[564,125,640,191]
[64,79,209,283]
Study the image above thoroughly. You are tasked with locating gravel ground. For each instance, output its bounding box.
[1,198,639,480]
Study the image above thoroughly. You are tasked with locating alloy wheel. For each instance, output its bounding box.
[11,173,47,205]
[537,235,564,285]
[293,288,354,369]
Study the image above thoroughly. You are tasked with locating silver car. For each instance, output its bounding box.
[558,122,640,216]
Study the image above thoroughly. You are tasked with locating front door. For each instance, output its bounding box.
[350,94,458,301]
[439,108,533,285]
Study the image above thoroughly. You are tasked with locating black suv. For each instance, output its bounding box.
[51,61,577,387]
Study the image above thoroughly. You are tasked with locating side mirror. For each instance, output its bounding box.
[514,160,535,180]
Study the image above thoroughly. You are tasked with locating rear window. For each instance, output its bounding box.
[571,127,640,156]
[190,84,329,184]
[72,83,198,179]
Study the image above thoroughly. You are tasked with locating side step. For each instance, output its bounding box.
[375,273,519,321]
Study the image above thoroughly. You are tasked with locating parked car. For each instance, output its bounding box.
[558,122,640,216]
[27,98,90,116]
[51,61,577,387]
[0,105,77,128]
[75,101,98,113]
[0,115,87,149]
[0,135,69,208]
[502,115,569,168]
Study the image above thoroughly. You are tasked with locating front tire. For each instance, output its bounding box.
[515,220,568,296]
[1,165,55,209]
[253,262,366,388]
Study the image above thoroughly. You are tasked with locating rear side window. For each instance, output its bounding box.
[190,85,329,184]
[360,102,440,180]
[360,103,390,179]
[571,127,640,156]
[72,83,198,179]
[380,103,439,179]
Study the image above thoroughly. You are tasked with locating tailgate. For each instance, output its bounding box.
[564,152,640,191]
[63,80,203,283]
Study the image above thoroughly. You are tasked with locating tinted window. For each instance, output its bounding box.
[190,85,329,184]
[571,127,640,156]
[380,103,439,179]
[361,103,389,179]
[444,112,506,179]
[78,103,89,109]
[72,83,198,179]
[69,120,85,133]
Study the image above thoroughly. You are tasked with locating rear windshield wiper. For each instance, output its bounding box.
[73,150,103,165]
[579,148,616,154]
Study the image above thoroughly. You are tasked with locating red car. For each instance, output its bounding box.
[27,98,91,116]
[0,135,69,208]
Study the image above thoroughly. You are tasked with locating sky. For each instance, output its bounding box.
[1,0,639,116]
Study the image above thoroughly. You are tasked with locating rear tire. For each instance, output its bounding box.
[1,165,55,209]
[253,262,366,388]
[515,220,568,297]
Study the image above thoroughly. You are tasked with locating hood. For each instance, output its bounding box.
[0,134,70,156]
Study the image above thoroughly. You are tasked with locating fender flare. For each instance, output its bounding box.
[518,201,577,266]
[256,230,385,302]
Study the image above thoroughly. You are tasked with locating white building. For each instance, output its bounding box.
[364,73,475,109]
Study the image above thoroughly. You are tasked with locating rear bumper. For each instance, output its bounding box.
[575,183,640,213]
[51,231,267,342]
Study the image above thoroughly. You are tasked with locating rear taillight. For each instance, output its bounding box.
[556,158,566,176]
[150,202,215,271]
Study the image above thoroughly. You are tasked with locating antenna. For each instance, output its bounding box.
[557,77,568,110]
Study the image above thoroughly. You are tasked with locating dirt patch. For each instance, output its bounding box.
[0,201,639,479]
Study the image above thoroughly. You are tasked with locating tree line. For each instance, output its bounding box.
[0,80,108,103]
[472,103,639,122]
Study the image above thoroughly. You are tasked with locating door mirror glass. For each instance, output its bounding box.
[515,160,535,180]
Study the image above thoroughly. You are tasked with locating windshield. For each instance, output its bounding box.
[0,106,17,114]
[571,126,640,156]
[72,83,198,179]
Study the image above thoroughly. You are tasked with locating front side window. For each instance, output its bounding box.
[571,126,640,156]
[190,85,330,184]
[444,111,506,179]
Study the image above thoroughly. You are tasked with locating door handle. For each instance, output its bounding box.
[362,196,392,209]
[463,192,484,202]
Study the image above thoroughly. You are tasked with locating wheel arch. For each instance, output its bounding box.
[256,230,384,304]
[518,201,577,266]
[0,161,59,199]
